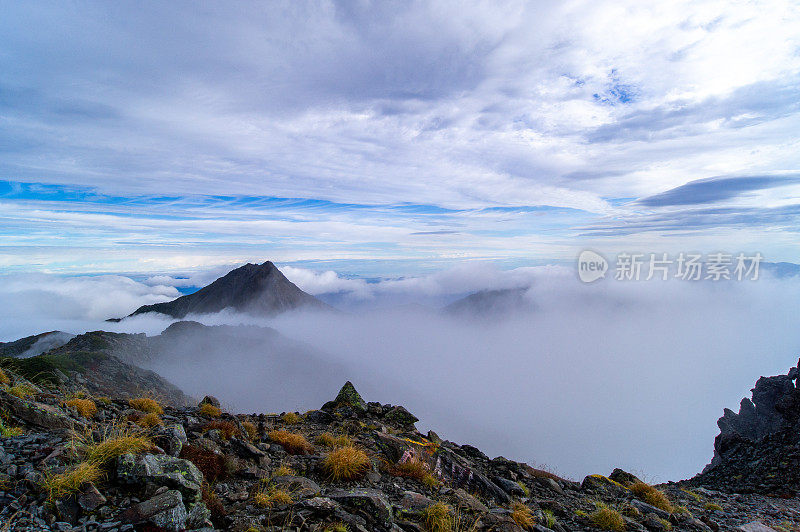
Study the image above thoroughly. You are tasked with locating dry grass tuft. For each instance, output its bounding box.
[128,397,164,415]
[422,502,453,532]
[198,402,222,417]
[704,502,723,512]
[64,398,97,418]
[242,420,258,440]
[0,419,23,438]
[282,412,301,424]
[388,457,440,488]
[0,368,10,386]
[590,504,625,532]
[7,384,35,399]
[77,424,152,466]
[269,430,314,455]
[273,463,296,477]
[630,481,674,513]
[42,461,104,501]
[137,412,164,428]
[315,432,353,448]
[202,420,239,440]
[322,446,370,481]
[511,502,534,530]
[253,486,294,508]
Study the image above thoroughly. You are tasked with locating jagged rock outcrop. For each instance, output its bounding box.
[690,359,800,495]
[126,261,330,319]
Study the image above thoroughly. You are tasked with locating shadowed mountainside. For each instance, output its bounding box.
[126,261,331,319]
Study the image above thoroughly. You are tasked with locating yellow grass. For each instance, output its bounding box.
[0,368,10,386]
[322,446,370,481]
[198,403,221,417]
[253,487,293,508]
[315,432,353,448]
[128,397,164,415]
[630,481,674,513]
[7,384,35,399]
[42,461,104,501]
[590,505,625,532]
[77,425,152,466]
[511,502,534,530]
[137,412,164,428]
[242,420,258,440]
[273,463,296,477]
[268,430,314,455]
[422,502,453,532]
[64,398,97,418]
[282,412,301,424]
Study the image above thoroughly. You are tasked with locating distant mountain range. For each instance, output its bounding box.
[123,261,330,319]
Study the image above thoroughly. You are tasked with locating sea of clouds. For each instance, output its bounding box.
[1,263,799,482]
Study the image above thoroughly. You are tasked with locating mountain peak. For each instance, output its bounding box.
[125,261,330,319]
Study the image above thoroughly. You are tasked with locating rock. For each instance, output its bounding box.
[738,521,778,532]
[581,474,627,497]
[230,437,265,458]
[77,483,107,512]
[384,405,419,427]
[630,499,672,520]
[325,381,367,413]
[609,467,641,486]
[121,490,187,532]
[154,424,187,457]
[327,488,393,527]
[643,513,671,531]
[185,502,211,529]
[271,475,321,498]
[397,491,434,512]
[0,390,78,430]
[304,409,333,424]
[493,476,527,497]
[199,395,220,408]
[299,496,341,512]
[116,453,203,501]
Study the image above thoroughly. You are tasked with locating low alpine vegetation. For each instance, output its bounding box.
[64,398,97,418]
[198,402,221,417]
[282,411,301,424]
[137,412,164,428]
[0,368,10,386]
[253,486,293,508]
[128,397,164,415]
[315,432,353,448]
[268,430,313,455]
[421,502,453,532]
[77,424,152,466]
[322,445,370,481]
[590,503,625,532]
[42,461,104,501]
[510,502,534,530]
[630,481,674,513]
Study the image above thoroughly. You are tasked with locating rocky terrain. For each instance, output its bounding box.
[2,352,800,532]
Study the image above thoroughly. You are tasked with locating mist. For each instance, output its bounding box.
[2,266,800,482]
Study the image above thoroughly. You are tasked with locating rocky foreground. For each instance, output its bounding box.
[2,365,800,531]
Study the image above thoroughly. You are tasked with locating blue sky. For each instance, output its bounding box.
[1,1,799,277]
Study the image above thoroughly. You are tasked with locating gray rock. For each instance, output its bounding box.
[327,488,393,526]
[155,425,187,457]
[493,476,526,497]
[77,483,106,512]
[272,475,321,498]
[630,499,671,520]
[738,521,778,532]
[116,454,203,501]
[199,396,220,408]
[122,490,187,532]
[185,502,211,529]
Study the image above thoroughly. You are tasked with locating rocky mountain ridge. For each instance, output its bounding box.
[2,354,800,531]
[125,261,330,319]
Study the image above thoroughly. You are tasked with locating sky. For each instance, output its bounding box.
[1,0,799,277]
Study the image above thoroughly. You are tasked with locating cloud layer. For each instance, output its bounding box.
[1,1,799,272]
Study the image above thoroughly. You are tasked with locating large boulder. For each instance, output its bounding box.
[117,453,203,501]
[327,488,393,529]
[121,489,187,532]
[323,381,367,413]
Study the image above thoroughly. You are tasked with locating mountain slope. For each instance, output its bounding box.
[444,287,532,317]
[127,261,330,319]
